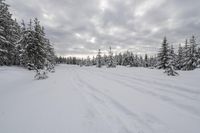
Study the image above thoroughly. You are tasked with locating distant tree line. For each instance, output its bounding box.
[57,36,200,76]
[0,0,56,72]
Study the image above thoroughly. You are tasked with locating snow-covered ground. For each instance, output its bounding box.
[0,65,200,133]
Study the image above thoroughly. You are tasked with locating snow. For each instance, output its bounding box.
[0,65,200,133]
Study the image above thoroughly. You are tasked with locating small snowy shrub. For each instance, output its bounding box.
[34,69,48,80]
[46,63,55,73]
[164,66,179,76]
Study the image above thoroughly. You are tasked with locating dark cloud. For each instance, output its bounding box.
[7,0,200,57]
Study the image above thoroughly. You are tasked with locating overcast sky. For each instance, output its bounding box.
[7,0,200,57]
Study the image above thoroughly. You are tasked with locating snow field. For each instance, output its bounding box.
[0,65,200,133]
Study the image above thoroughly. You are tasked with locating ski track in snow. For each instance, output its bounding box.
[74,71,170,133]
[83,68,200,118]
[0,65,200,133]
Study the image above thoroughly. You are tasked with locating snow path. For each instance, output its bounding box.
[0,65,200,133]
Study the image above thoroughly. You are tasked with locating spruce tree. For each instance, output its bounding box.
[182,36,198,70]
[0,0,15,65]
[144,54,149,67]
[32,18,48,69]
[164,45,178,76]
[85,56,91,66]
[122,51,130,66]
[20,19,36,69]
[102,54,107,65]
[157,37,170,69]
[117,53,123,65]
[107,47,116,68]
[11,19,22,65]
[176,44,184,70]
[128,52,134,67]
[96,49,102,68]
[169,45,176,67]
[92,56,96,65]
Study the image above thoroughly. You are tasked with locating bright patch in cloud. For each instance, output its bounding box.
[99,0,109,12]
[88,37,96,43]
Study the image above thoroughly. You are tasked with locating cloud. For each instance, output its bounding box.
[6,0,200,57]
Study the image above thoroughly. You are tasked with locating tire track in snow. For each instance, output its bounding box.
[94,68,200,95]
[84,69,200,118]
[65,67,119,133]
[71,71,134,133]
[89,69,199,102]
[74,69,171,133]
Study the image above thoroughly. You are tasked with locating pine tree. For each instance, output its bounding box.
[92,56,96,65]
[157,37,170,69]
[176,44,184,70]
[116,53,123,65]
[164,62,179,76]
[11,19,22,65]
[182,39,189,70]
[182,36,198,70]
[134,55,139,67]
[102,54,107,65]
[144,54,149,67]
[122,51,130,66]
[96,49,102,68]
[128,52,135,67]
[18,20,29,67]
[32,18,48,69]
[0,0,15,65]
[85,56,91,66]
[19,19,36,69]
[45,39,56,72]
[169,45,176,68]
[107,47,116,68]
[164,45,178,76]
[149,56,157,67]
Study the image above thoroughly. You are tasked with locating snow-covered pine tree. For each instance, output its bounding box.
[96,49,102,68]
[128,52,134,67]
[134,54,139,67]
[116,53,123,65]
[164,61,179,76]
[0,0,15,65]
[122,51,130,66]
[169,45,176,68]
[157,37,170,69]
[176,44,184,70]
[32,18,48,69]
[144,54,149,67]
[45,39,56,72]
[92,56,96,65]
[85,56,91,66]
[164,45,178,76]
[181,39,189,70]
[18,20,29,67]
[19,19,35,69]
[102,54,108,65]
[182,36,198,70]
[149,56,157,68]
[107,47,116,68]
[11,19,22,65]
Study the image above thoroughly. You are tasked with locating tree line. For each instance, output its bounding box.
[57,36,200,76]
[0,0,56,72]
